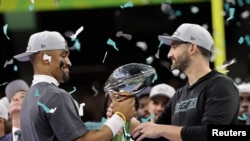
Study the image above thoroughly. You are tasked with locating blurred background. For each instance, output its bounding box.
[0,0,250,121]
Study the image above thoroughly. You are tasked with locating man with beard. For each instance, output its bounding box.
[132,23,239,141]
[14,31,136,141]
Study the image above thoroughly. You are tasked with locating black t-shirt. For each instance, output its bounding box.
[145,71,239,141]
[21,82,88,141]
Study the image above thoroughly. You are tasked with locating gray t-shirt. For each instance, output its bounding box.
[21,82,88,141]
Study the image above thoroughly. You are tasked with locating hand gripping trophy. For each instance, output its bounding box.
[104,63,156,141]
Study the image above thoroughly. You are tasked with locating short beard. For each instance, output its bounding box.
[171,51,190,72]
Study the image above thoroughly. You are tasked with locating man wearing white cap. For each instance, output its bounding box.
[0,102,8,137]
[0,79,29,141]
[149,83,175,122]
[237,83,250,125]
[14,30,136,141]
[132,23,239,141]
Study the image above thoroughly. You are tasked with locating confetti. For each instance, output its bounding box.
[0,82,8,86]
[107,38,119,51]
[152,74,157,83]
[70,26,84,41]
[102,51,108,63]
[116,31,132,40]
[34,88,40,97]
[158,41,163,48]
[3,59,13,68]
[155,49,160,59]
[3,24,10,40]
[91,85,98,97]
[190,5,199,14]
[31,0,34,4]
[238,113,247,121]
[69,86,76,95]
[136,41,147,51]
[13,65,18,71]
[146,56,154,64]
[216,58,237,70]
[238,36,244,44]
[120,1,134,9]
[227,8,235,21]
[37,102,57,113]
[141,114,155,123]
[73,39,81,52]
[29,4,35,11]
[161,3,172,14]
[79,103,85,116]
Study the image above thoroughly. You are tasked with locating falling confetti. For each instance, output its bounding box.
[70,26,84,41]
[91,85,98,97]
[116,31,132,40]
[102,51,108,63]
[3,24,10,40]
[69,86,76,95]
[29,4,35,11]
[158,41,163,48]
[73,39,81,51]
[155,49,160,59]
[190,5,199,14]
[216,58,237,70]
[136,41,147,51]
[161,3,172,14]
[238,113,247,121]
[3,59,13,68]
[152,74,157,83]
[107,38,119,51]
[141,114,155,123]
[146,56,154,64]
[120,1,134,9]
[34,88,40,97]
[0,82,8,86]
[13,65,18,71]
[37,102,57,113]
[238,36,244,44]
[227,8,235,21]
[79,103,85,116]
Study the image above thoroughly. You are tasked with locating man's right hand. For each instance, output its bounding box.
[109,91,136,121]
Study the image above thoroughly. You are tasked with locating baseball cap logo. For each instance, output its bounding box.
[41,44,46,48]
[26,45,31,51]
[190,36,195,40]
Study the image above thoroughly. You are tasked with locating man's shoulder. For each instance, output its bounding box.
[0,132,12,140]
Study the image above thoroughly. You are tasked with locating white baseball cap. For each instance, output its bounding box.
[237,83,250,93]
[5,79,29,102]
[0,101,8,120]
[14,30,68,62]
[158,23,214,52]
[150,83,175,99]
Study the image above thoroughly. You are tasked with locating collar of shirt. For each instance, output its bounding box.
[12,127,20,141]
[32,75,60,87]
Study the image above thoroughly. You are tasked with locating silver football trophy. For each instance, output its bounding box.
[104,63,156,141]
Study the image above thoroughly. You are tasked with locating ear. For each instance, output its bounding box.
[189,44,199,55]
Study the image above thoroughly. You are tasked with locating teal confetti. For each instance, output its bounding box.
[120,1,134,9]
[175,10,182,17]
[73,39,81,52]
[244,35,250,46]
[0,82,8,86]
[238,113,247,121]
[29,4,35,11]
[237,0,244,7]
[69,86,76,95]
[158,41,163,48]
[141,114,155,123]
[37,102,51,113]
[34,88,40,97]
[107,38,119,51]
[13,65,18,71]
[238,36,244,44]
[3,24,10,40]
[152,74,158,83]
[227,8,235,21]
[224,3,230,11]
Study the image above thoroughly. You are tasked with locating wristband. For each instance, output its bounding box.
[115,112,126,122]
[104,114,125,137]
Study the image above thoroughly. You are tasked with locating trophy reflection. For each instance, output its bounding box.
[104,63,156,141]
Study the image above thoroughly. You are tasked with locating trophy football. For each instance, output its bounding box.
[104,63,156,141]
